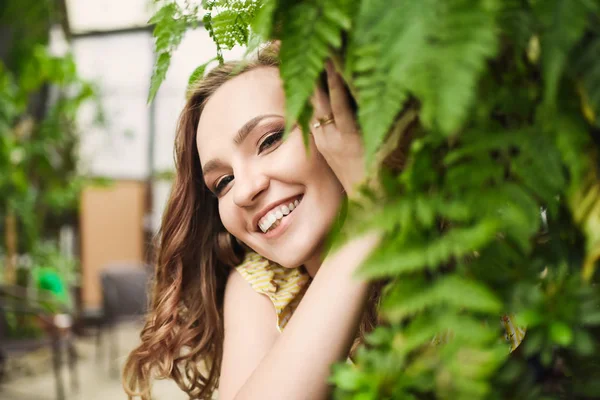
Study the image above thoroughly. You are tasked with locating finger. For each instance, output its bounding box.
[325,61,357,135]
[311,84,332,117]
[310,84,333,133]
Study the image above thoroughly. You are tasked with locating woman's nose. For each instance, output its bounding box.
[233,169,269,207]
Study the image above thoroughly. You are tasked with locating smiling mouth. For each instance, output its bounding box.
[258,196,303,234]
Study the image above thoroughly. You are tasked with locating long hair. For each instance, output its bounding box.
[123,44,415,399]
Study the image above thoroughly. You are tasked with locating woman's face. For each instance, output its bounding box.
[196,67,344,270]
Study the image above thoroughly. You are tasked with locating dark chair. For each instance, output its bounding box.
[0,284,78,400]
[93,262,152,378]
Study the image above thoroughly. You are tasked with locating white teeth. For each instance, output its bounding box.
[258,197,302,233]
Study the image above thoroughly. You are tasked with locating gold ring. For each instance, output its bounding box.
[312,114,335,129]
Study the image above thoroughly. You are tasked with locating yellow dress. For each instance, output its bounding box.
[235,251,525,351]
[235,251,311,332]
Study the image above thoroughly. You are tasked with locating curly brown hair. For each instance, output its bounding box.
[122,44,414,400]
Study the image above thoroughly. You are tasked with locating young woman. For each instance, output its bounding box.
[123,45,388,400]
[123,45,524,399]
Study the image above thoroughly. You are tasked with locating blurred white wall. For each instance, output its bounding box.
[73,32,153,180]
[66,0,153,33]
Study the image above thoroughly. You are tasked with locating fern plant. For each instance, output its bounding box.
[149,0,600,398]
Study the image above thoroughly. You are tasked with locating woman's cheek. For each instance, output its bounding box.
[278,131,319,172]
[219,201,240,237]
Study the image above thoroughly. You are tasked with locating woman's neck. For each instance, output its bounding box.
[303,249,324,278]
[303,199,348,278]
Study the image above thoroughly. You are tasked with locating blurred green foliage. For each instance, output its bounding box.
[1,0,104,281]
[0,48,101,246]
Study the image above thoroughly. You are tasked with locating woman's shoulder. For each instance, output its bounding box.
[234,251,311,331]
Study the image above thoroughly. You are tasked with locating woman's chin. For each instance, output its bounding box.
[266,237,325,270]
[262,251,306,269]
[246,210,331,268]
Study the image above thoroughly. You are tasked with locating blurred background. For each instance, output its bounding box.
[0,0,242,398]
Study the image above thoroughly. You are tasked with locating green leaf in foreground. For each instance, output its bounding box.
[148,2,195,103]
[186,57,217,95]
[279,0,351,136]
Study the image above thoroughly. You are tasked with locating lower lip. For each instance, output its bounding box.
[262,201,301,239]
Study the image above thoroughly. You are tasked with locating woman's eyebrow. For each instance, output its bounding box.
[202,158,226,177]
[233,113,282,145]
[202,114,283,176]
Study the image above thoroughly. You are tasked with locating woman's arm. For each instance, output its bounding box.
[218,231,381,400]
[217,269,281,400]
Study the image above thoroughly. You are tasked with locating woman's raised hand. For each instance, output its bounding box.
[311,61,366,199]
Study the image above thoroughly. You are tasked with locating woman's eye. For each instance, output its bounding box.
[214,175,233,195]
[258,130,284,154]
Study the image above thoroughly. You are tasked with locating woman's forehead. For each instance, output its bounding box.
[196,67,285,148]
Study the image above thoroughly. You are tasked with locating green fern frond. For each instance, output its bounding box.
[186,57,218,96]
[382,275,502,323]
[369,195,473,234]
[251,0,278,39]
[279,0,351,135]
[572,36,600,126]
[359,219,499,279]
[149,53,171,103]
[498,0,536,54]
[444,129,530,165]
[445,128,566,207]
[391,314,446,356]
[148,2,198,102]
[444,160,506,194]
[463,184,540,251]
[350,0,500,164]
[534,0,598,109]
[409,0,500,135]
[210,6,258,50]
[202,1,261,62]
[510,144,565,204]
[434,314,501,345]
[348,0,420,164]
